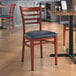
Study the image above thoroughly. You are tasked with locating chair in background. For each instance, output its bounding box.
[20,6,58,71]
[63,22,76,46]
[0,3,16,31]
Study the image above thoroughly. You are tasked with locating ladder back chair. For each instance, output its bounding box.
[20,6,58,71]
[0,3,16,31]
[63,22,76,46]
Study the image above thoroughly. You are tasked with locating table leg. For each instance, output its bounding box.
[69,15,76,63]
[69,15,73,55]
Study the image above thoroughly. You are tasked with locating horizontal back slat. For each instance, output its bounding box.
[22,7,41,12]
[24,22,40,24]
[23,14,40,16]
[24,18,40,20]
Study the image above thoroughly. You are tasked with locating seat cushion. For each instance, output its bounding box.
[64,23,76,27]
[24,30,57,39]
[0,15,9,18]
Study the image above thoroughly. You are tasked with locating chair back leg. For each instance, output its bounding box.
[54,36,58,65]
[1,19,4,28]
[63,26,66,46]
[22,37,25,62]
[12,18,14,29]
[40,41,43,58]
[75,32,76,43]
[9,19,11,31]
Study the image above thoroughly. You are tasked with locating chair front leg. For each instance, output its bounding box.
[54,36,58,65]
[30,41,34,71]
[40,41,43,58]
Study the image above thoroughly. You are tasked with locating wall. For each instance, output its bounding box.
[0,0,60,27]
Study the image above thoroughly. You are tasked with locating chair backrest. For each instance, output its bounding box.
[20,6,42,34]
[9,3,16,17]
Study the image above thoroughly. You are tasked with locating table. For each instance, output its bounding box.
[0,5,10,29]
[48,10,76,64]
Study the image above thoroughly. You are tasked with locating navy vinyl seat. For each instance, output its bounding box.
[25,30,57,39]
[64,23,76,27]
[0,15,9,18]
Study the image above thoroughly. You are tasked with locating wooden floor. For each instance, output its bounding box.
[0,22,76,76]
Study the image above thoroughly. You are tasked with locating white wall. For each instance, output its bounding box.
[1,0,60,27]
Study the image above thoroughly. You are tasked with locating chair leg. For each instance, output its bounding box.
[9,19,11,31]
[54,36,58,65]
[63,26,66,46]
[30,41,34,71]
[12,18,14,29]
[22,37,25,62]
[75,31,76,43]
[40,41,43,58]
[1,19,4,28]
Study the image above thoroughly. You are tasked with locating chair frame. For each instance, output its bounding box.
[20,6,58,71]
[63,25,76,46]
[1,3,16,31]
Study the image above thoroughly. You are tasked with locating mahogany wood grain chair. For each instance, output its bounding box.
[63,22,76,46]
[20,6,58,71]
[0,3,16,31]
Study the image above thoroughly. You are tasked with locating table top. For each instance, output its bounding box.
[48,10,76,16]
